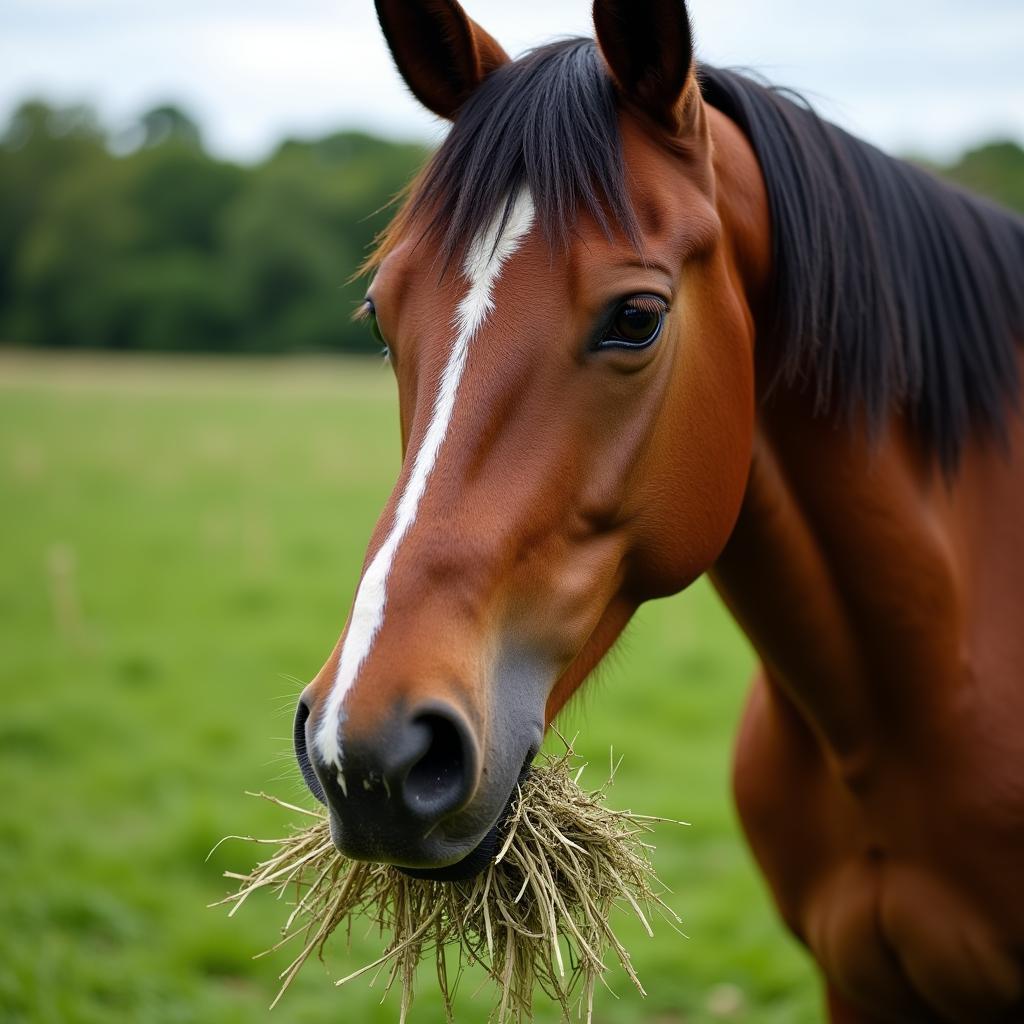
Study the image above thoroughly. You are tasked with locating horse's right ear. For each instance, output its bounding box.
[592,0,697,134]
[374,0,510,121]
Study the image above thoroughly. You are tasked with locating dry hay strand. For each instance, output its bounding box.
[212,743,684,1022]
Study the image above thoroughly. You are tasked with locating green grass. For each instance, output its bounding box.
[0,351,821,1024]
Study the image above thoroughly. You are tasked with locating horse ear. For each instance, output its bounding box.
[592,0,697,133]
[375,0,510,120]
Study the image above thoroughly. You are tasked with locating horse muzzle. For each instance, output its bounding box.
[294,687,540,878]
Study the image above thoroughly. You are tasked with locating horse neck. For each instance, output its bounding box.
[702,101,1024,777]
[701,104,965,769]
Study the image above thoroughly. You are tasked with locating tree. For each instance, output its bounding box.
[941,141,1024,215]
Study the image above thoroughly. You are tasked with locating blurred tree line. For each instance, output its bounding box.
[0,100,426,353]
[0,98,1022,353]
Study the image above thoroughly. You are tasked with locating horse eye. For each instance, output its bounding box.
[600,296,667,350]
[366,303,385,346]
[361,298,387,352]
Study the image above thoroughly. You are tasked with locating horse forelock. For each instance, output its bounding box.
[362,38,641,281]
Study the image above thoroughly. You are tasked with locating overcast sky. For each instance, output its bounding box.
[3,0,1022,162]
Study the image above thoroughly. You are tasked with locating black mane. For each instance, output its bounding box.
[700,66,1024,467]
[400,37,1024,467]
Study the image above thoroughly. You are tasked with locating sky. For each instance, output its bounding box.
[2,0,1023,163]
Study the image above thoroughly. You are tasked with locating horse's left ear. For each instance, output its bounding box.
[375,0,510,120]
[592,0,698,134]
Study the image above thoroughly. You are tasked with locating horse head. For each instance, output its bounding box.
[294,0,761,878]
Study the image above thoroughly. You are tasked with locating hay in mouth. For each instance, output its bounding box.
[212,743,684,1023]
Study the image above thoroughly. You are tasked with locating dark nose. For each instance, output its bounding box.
[294,691,480,863]
[397,707,478,818]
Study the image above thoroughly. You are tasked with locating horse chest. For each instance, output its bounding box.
[733,672,1024,1021]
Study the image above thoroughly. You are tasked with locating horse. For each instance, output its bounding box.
[292,2,1024,1020]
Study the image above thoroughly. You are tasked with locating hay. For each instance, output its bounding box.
[213,743,684,1022]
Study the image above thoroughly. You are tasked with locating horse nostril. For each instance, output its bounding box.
[401,710,475,818]
[293,691,326,805]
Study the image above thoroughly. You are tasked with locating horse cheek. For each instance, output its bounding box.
[630,280,755,597]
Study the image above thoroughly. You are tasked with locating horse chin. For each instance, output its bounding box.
[396,819,504,882]
[397,759,534,883]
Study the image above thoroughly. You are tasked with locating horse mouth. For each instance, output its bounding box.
[397,755,535,883]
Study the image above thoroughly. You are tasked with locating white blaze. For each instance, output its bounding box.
[316,190,536,767]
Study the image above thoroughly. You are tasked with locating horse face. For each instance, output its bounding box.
[294,0,756,876]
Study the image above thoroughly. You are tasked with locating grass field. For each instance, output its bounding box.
[0,351,821,1024]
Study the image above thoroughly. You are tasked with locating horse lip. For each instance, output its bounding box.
[397,751,536,883]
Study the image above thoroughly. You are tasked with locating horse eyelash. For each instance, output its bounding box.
[626,295,669,315]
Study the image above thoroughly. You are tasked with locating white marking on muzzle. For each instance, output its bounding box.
[316,191,536,767]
